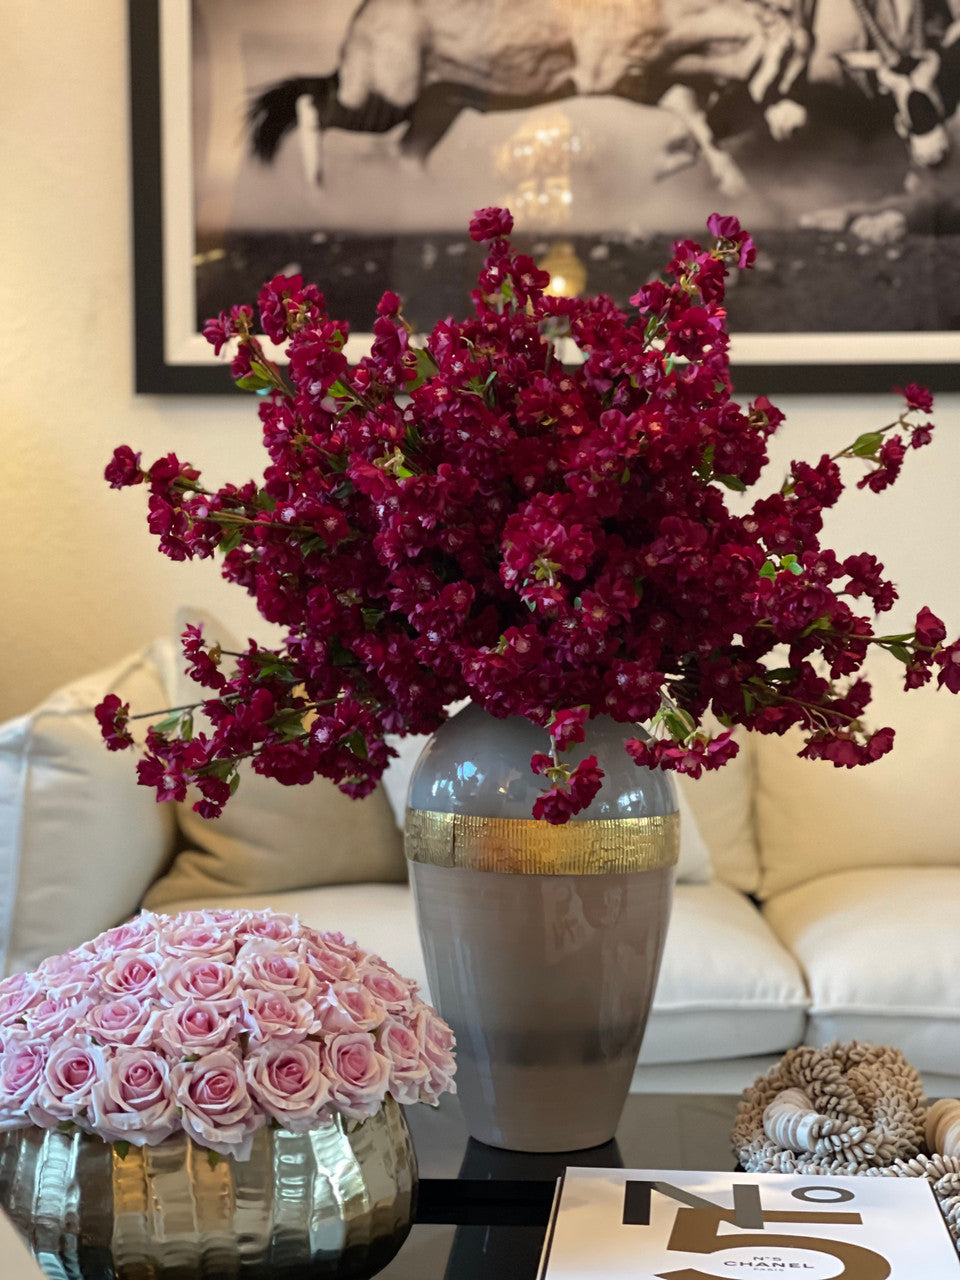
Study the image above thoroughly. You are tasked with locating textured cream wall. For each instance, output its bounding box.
[2,2,958,722]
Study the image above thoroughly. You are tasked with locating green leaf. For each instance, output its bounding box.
[406,348,438,393]
[713,473,746,492]
[235,372,273,393]
[218,528,244,556]
[327,379,352,400]
[763,667,800,683]
[203,758,237,782]
[113,1141,131,1161]
[207,1149,221,1170]
[802,614,833,635]
[151,711,189,736]
[759,561,777,580]
[662,709,695,742]
[850,431,883,458]
[742,689,756,714]
[887,643,912,663]
[346,730,369,760]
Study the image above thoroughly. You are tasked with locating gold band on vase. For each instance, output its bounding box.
[403,808,680,876]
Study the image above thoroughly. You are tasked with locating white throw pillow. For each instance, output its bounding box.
[0,645,177,974]
[754,659,960,899]
[142,610,406,909]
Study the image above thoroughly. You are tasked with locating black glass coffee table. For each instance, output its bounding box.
[382,1092,740,1278]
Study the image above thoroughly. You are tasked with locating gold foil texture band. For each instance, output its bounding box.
[404,809,680,875]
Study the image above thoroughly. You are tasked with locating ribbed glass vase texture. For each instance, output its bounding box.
[0,1095,416,1279]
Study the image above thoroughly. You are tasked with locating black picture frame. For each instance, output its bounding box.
[129,0,959,395]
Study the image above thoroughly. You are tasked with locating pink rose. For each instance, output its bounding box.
[171,1050,264,1160]
[0,1025,29,1055]
[0,1043,46,1128]
[27,1038,106,1127]
[158,957,242,1006]
[96,951,161,1000]
[235,942,311,999]
[245,1041,331,1131]
[0,975,43,1027]
[377,1017,429,1105]
[321,1032,390,1119]
[315,930,363,962]
[90,918,160,957]
[158,922,236,961]
[157,1000,239,1057]
[33,956,99,1003]
[167,909,239,928]
[82,995,159,1047]
[88,1047,178,1146]
[24,993,94,1041]
[300,942,357,985]
[412,1005,457,1104]
[314,982,386,1035]
[238,913,300,944]
[360,965,416,1013]
[240,991,315,1044]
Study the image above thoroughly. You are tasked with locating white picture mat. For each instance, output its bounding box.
[156,0,959,371]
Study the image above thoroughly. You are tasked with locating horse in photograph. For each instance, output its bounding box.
[248,0,817,196]
[818,0,960,168]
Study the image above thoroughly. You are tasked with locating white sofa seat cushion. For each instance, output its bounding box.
[155,878,808,1068]
[639,881,808,1065]
[762,867,960,1076]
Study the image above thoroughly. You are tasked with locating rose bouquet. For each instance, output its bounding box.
[0,909,455,1160]
[99,208,957,824]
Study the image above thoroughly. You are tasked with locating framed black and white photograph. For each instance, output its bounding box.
[129,0,960,394]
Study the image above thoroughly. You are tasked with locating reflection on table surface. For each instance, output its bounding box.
[377,1092,741,1279]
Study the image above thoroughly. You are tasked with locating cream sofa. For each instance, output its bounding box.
[3,625,960,1097]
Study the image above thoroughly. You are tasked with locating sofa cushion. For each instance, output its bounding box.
[142,613,408,910]
[675,728,759,894]
[154,877,807,1067]
[639,880,808,1064]
[762,867,960,1076]
[0,646,176,975]
[754,659,960,898]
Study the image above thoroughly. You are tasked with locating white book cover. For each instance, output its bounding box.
[539,1166,959,1279]
[0,1207,49,1279]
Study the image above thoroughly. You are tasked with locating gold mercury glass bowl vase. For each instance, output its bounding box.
[0,1095,417,1279]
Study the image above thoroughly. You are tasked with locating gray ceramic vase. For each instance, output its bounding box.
[405,703,679,1152]
[0,1096,416,1279]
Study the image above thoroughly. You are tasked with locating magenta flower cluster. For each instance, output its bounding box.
[0,910,455,1160]
[100,208,954,823]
